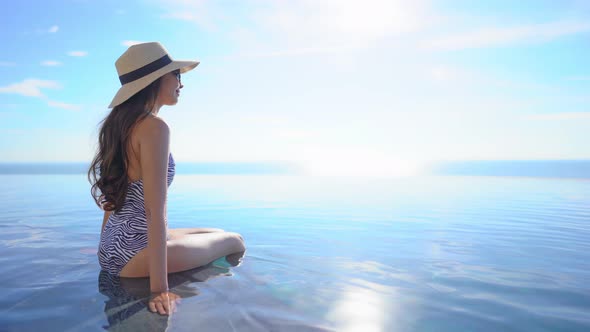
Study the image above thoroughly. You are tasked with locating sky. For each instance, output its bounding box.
[0,0,589,176]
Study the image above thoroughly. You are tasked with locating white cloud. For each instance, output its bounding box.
[527,112,590,121]
[271,129,315,140]
[0,61,16,67]
[0,79,82,112]
[41,60,62,66]
[47,100,82,111]
[121,40,144,47]
[162,0,433,52]
[0,79,61,97]
[33,25,59,34]
[160,1,219,31]
[67,51,88,57]
[234,46,346,58]
[426,21,590,50]
[162,12,197,21]
[259,0,429,40]
[0,80,81,111]
[429,65,471,82]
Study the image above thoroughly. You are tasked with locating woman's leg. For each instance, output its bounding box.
[168,227,225,241]
[167,232,245,274]
[120,232,245,278]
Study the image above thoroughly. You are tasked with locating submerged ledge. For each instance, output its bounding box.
[427,160,590,179]
[1,160,589,179]
[0,162,303,175]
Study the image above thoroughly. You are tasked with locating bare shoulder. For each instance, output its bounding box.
[135,115,170,142]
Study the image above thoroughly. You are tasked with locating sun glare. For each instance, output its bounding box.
[301,154,425,177]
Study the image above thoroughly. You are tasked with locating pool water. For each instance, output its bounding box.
[1,174,589,331]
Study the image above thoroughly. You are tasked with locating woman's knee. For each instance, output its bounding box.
[224,232,245,250]
[227,231,244,242]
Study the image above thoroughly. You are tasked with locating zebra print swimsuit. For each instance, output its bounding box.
[98,153,175,276]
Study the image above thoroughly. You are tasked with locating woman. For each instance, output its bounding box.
[88,42,246,316]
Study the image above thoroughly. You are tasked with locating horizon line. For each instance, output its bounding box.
[0,160,589,178]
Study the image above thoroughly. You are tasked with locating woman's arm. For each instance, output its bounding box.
[139,117,171,293]
[101,210,112,235]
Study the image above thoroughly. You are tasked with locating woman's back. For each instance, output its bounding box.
[125,115,164,183]
[98,151,175,276]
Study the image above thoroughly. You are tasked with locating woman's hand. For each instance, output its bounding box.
[148,290,181,315]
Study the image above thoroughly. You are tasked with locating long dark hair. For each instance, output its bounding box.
[88,78,162,213]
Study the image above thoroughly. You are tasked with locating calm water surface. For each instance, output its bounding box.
[0,174,589,331]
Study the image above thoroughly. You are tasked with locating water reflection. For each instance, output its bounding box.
[98,253,244,331]
[327,281,388,332]
[323,260,418,331]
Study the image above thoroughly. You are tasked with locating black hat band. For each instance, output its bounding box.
[119,54,172,85]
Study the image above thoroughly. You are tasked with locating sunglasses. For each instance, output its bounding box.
[172,70,181,82]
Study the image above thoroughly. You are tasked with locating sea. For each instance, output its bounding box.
[0,161,589,331]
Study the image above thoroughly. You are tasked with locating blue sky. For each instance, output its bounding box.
[0,0,589,176]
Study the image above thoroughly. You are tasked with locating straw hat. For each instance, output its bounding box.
[108,42,199,108]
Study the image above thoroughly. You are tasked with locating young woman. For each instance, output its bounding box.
[88,42,245,315]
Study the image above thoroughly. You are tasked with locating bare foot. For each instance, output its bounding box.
[225,251,245,266]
